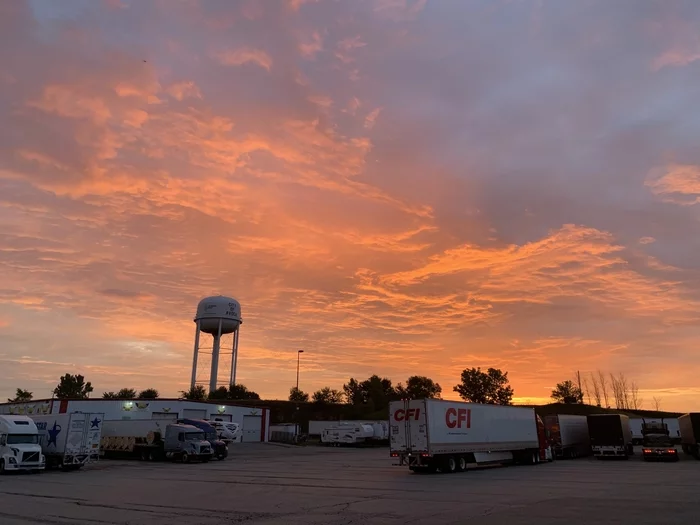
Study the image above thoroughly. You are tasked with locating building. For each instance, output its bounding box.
[0,399,270,443]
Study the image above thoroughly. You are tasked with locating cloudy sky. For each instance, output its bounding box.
[2,0,700,410]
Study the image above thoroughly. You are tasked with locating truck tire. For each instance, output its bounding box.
[0,459,5,474]
[181,452,190,464]
[442,455,458,474]
[456,455,467,472]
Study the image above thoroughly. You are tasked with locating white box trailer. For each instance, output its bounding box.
[390,399,548,473]
[32,412,104,470]
[544,414,590,459]
[321,424,376,446]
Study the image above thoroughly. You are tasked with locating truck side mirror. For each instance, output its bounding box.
[0,435,6,446]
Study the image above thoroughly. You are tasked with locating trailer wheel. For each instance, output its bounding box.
[456,455,467,472]
[0,459,5,474]
[181,452,190,464]
[442,455,457,474]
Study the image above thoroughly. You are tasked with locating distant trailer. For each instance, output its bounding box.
[679,413,700,459]
[544,414,590,459]
[587,414,633,459]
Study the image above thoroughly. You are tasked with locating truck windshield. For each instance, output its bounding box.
[186,432,206,441]
[8,434,39,444]
[645,434,671,445]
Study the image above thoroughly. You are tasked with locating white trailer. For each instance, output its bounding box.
[321,424,375,445]
[0,415,45,473]
[32,412,104,470]
[100,419,212,462]
[544,414,590,458]
[390,399,548,473]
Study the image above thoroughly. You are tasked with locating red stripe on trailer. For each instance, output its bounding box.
[59,400,68,414]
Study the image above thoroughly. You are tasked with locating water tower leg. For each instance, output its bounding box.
[209,318,223,394]
[230,328,239,386]
[190,322,201,390]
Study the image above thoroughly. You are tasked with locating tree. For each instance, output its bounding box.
[551,380,584,404]
[453,367,514,405]
[116,388,137,399]
[343,378,364,405]
[652,396,662,411]
[102,392,118,399]
[137,388,159,399]
[7,388,33,402]
[610,372,631,409]
[208,387,229,400]
[181,385,207,400]
[589,372,602,406]
[597,370,610,408]
[312,387,344,404]
[53,374,93,399]
[342,375,399,410]
[629,381,643,409]
[396,376,442,400]
[289,387,309,403]
[227,384,260,400]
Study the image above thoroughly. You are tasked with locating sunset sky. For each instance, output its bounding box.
[2,0,700,410]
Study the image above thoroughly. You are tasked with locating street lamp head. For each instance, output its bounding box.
[298,349,304,353]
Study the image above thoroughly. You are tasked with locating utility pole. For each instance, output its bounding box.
[296,350,304,390]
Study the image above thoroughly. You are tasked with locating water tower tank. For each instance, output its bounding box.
[190,295,243,394]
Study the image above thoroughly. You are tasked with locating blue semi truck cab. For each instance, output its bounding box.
[177,419,228,460]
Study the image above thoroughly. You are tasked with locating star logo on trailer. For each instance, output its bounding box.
[91,417,101,428]
[47,422,61,447]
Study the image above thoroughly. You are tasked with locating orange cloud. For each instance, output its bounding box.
[2,0,700,412]
[214,48,273,71]
[646,164,700,205]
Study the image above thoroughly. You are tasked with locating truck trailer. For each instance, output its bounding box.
[32,412,104,470]
[390,399,548,473]
[0,415,45,473]
[678,413,700,459]
[587,414,633,458]
[101,420,213,462]
[545,414,590,459]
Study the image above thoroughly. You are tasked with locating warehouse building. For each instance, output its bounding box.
[0,398,270,442]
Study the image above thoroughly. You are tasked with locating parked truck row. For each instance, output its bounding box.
[0,413,243,473]
[389,400,700,474]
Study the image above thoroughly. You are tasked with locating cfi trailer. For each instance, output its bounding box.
[390,399,549,474]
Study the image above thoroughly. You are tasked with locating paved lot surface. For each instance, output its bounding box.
[0,444,697,524]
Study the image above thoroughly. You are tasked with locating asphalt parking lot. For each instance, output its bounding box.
[0,444,697,525]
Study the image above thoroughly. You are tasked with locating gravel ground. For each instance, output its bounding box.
[0,444,697,524]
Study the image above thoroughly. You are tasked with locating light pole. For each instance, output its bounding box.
[296,350,304,390]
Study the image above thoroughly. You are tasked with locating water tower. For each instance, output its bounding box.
[190,295,242,394]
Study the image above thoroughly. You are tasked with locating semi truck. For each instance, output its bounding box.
[678,412,700,459]
[587,414,633,458]
[101,420,213,462]
[177,419,227,459]
[544,414,590,459]
[389,399,549,473]
[641,420,678,462]
[32,412,104,470]
[0,415,45,473]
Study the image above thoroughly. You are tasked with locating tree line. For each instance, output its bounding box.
[8,368,658,411]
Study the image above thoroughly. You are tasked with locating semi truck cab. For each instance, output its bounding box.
[164,424,213,462]
[177,419,228,459]
[0,415,46,473]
